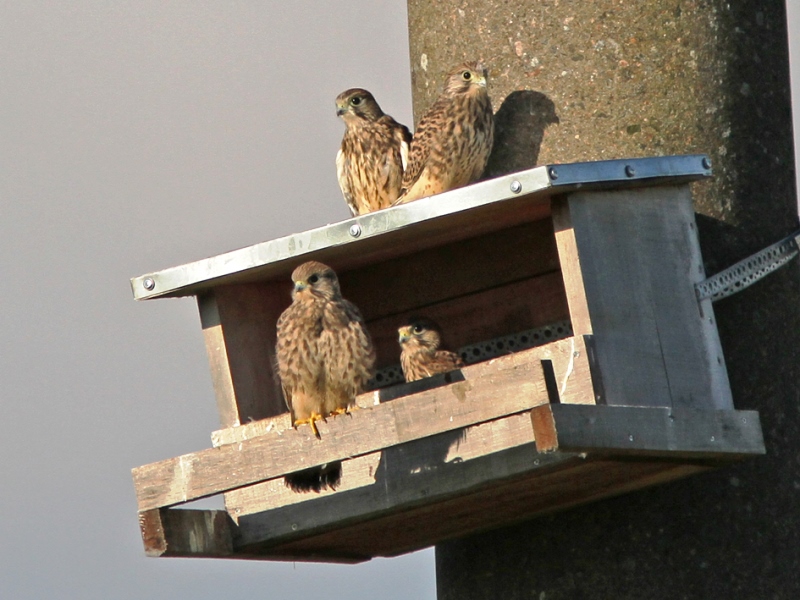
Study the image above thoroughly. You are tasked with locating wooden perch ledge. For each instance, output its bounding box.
[133,349,549,512]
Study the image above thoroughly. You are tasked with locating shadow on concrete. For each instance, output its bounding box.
[484,90,559,179]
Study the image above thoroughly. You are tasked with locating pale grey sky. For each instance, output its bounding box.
[1,2,799,599]
[1,2,428,599]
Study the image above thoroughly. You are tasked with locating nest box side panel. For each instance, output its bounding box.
[198,282,289,427]
[565,184,733,409]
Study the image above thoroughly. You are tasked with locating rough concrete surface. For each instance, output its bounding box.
[406,1,800,598]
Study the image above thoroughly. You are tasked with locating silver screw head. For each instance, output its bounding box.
[143,277,155,291]
[625,165,636,177]
[548,167,558,180]
[349,223,362,238]
[702,157,712,170]
[510,180,522,194]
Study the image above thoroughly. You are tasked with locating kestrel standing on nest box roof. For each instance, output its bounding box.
[398,317,465,382]
[276,261,375,492]
[336,88,412,216]
[396,61,494,204]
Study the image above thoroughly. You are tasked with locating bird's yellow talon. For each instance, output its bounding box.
[330,405,355,418]
[294,412,325,439]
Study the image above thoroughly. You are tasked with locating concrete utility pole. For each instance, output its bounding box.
[406,1,800,598]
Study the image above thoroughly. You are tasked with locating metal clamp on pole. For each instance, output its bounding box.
[695,229,800,302]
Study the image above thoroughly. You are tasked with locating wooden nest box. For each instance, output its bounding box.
[131,155,765,563]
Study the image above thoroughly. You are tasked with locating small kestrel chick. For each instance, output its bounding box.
[276,261,376,492]
[336,88,412,216]
[398,317,465,383]
[397,62,494,204]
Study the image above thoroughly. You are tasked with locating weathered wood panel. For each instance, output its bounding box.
[140,508,235,558]
[236,457,707,561]
[551,195,593,335]
[144,458,707,562]
[216,335,597,527]
[224,452,383,519]
[210,336,597,449]
[219,334,599,536]
[224,412,537,518]
[340,219,559,321]
[198,282,289,426]
[133,359,548,511]
[140,405,763,562]
[567,185,734,409]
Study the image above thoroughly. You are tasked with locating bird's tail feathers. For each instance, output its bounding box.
[284,461,342,493]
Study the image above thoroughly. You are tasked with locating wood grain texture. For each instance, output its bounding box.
[141,459,707,561]
[198,282,289,427]
[220,335,599,522]
[139,508,235,558]
[140,404,762,561]
[340,218,560,321]
[566,185,734,409]
[236,457,707,561]
[133,358,548,511]
[224,452,383,519]
[552,195,593,335]
[210,335,597,448]
[224,411,537,518]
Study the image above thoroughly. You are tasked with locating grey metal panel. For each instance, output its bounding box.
[568,185,734,410]
[546,154,712,189]
[131,155,711,301]
[547,405,764,457]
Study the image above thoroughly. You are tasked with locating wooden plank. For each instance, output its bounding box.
[142,405,764,561]
[225,411,537,518]
[210,336,597,448]
[198,282,289,427]
[235,454,708,560]
[340,219,559,321]
[566,185,734,409]
[142,458,708,561]
[133,359,548,511]
[139,508,235,558]
[551,195,593,335]
[531,404,766,458]
[224,452,383,519]
[213,337,596,519]
[233,437,563,552]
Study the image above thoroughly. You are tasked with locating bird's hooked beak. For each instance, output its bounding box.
[398,326,412,344]
[294,280,308,293]
[336,105,347,117]
[474,62,488,87]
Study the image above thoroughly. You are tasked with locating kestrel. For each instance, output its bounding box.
[336,88,412,216]
[276,261,376,492]
[396,61,494,204]
[398,317,465,383]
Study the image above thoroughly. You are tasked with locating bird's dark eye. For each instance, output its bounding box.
[308,274,320,284]
[351,96,362,106]
[463,71,472,80]
[412,325,424,334]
